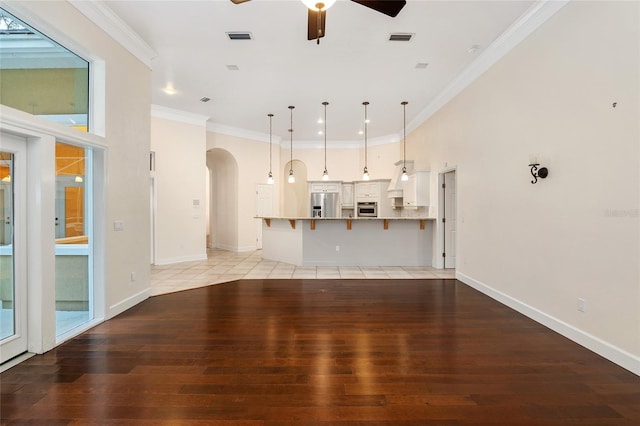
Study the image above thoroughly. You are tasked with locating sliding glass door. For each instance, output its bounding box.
[0,133,27,363]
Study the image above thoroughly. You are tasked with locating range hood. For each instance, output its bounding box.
[387,160,414,198]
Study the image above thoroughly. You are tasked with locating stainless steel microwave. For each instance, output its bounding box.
[357,202,377,217]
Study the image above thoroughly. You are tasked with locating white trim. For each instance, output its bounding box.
[107,288,150,319]
[68,0,157,69]
[213,243,259,253]
[154,253,208,266]
[0,106,106,149]
[151,105,209,127]
[207,121,398,148]
[207,122,281,144]
[407,0,570,134]
[456,272,640,376]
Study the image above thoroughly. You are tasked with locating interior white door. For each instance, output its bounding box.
[444,171,456,269]
[0,132,28,364]
[255,184,274,249]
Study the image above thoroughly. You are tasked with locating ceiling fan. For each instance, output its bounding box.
[230,0,407,44]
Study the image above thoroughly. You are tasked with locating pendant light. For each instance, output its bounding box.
[322,101,329,181]
[401,101,409,181]
[287,105,296,184]
[362,101,370,181]
[267,113,274,184]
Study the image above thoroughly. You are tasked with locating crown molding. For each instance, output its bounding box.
[207,121,398,149]
[407,0,570,134]
[68,0,157,69]
[293,134,401,150]
[151,105,209,127]
[207,122,284,145]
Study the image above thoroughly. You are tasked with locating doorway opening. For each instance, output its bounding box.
[438,168,457,269]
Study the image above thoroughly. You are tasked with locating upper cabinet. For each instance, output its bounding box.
[402,171,430,208]
[309,182,340,193]
[355,181,380,200]
[341,183,354,207]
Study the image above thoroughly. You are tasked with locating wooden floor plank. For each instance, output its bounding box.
[2,279,639,424]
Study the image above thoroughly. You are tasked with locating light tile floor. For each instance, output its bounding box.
[151,248,456,296]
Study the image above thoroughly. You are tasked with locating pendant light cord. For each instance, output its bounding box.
[402,101,408,171]
[268,113,273,175]
[323,101,328,173]
[363,101,369,170]
[289,106,294,173]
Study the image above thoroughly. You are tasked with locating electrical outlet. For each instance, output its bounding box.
[336,245,340,252]
[577,298,586,312]
[114,220,124,231]
[130,272,136,282]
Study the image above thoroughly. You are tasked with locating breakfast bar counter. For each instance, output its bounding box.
[258,217,435,267]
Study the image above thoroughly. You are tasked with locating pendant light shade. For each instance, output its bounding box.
[401,101,409,182]
[362,101,370,181]
[267,113,274,184]
[288,106,295,184]
[321,101,329,181]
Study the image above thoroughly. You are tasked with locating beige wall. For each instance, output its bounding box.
[151,115,207,264]
[206,131,277,251]
[11,1,153,317]
[287,143,401,183]
[408,1,639,359]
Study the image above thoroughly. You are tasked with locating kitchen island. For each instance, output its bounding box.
[258,217,435,267]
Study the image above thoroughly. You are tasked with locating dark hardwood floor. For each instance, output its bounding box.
[2,279,639,425]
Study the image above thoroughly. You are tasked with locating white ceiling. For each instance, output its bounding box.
[102,0,536,144]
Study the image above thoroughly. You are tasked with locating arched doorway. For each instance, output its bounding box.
[206,149,239,251]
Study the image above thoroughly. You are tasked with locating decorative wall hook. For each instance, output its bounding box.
[529,163,548,184]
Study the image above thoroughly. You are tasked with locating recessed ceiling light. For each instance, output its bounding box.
[318,131,323,135]
[317,118,323,124]
[364,119,370,124]
[226,32,253,40]
[162,85,176,95]
[200,97,211,103]
[388,33,414,42]
[358,130,364,135]
[226,65,240,71]
[415,63,429,69]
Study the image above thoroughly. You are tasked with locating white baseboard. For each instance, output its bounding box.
[456,272,640,376]
[154,253,207,265]
[107,288,150,319]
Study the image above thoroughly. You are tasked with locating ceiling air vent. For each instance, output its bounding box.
[200,97,211,103]
[388,33,414,42]
[226,32,253,40]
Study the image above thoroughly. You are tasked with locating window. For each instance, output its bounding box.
[0,8,89,130]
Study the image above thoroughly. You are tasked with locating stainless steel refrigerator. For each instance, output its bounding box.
[310,192,339,218]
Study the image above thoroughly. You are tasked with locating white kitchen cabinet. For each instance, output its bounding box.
[355,181,379,200]
[341,183,354,207]
[402,171,429,207]
[309,182,340,193]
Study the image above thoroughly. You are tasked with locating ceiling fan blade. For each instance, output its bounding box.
[230,0,251,4]
[350,0,406,17]
[307,9,326,42]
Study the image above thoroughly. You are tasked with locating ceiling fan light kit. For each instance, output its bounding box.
[230,0,406,44]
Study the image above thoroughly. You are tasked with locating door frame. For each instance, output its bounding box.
[1,110,107,362]
[0,133,28,363]
[436,166,457,270]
